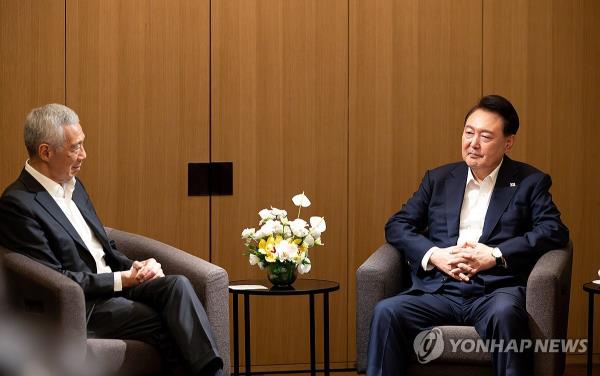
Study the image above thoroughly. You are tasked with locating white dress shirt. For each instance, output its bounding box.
[25,161,122,291]
[421,160,503,271]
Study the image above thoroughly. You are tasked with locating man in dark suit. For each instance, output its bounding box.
[367,95,569,376]
[0,104,224,376]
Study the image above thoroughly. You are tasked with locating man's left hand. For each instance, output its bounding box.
[135,258,165,283]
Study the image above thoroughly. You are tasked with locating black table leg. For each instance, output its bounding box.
[244,294,251,376]
[310,293,316,376]
[323,292,330,376]
[588,291,594,376]
[233,292,239,376]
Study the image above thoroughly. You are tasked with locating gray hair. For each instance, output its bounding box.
[24,104,80,157]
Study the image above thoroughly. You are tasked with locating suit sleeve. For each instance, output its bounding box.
[385,170,437,266]
[0,195,117,297]
[497,174,569,271]
[107,239,134,271]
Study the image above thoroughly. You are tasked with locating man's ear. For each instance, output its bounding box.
[505,135,515,152]
[38,143,52,162]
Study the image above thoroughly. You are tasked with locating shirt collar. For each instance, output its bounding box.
[466,158,503,187]
[25,160,76,200]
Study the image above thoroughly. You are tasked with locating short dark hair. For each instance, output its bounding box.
[464,95,519,136]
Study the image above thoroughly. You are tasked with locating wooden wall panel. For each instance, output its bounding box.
[349,0,483,362]
[66,0,210,259]
[483,0,600,355]
[211,0,349,368]
[0,0,65,189]
[3,0,599,370]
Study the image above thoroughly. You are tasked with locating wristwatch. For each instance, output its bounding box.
[491,248,507,268]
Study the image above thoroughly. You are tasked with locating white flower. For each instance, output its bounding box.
[293,251,307,264]
[257,220,276,238]
[271,220,284,235]
[241,228,256,239]
[290,218,309,237]
[270,207,287,219]
[297,260,312,274]
[302,234,315,248]
[252,229,265,240]
[309,216,326,233]
[283,226,292,238]
[314,237,323,246]
[292,192,311,207]
[258,208,275,222]
[276,240,298,262]
[249,254,260,265]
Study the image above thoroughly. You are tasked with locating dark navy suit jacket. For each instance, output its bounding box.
[385,156,569,294]
[0,169,133,297]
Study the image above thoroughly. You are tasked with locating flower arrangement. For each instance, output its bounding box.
[241,192,326,283]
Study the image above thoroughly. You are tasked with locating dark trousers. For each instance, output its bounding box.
[366,284,531,376]
[87,275,222,375]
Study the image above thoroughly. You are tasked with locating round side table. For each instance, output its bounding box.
[229,279,339,376]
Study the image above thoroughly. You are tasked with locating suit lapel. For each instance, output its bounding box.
[480,157,519,242]
[26,183,89,252]
[72,182,111,252]
[446,163,468,243]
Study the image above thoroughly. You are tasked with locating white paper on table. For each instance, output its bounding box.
[229,284,269,290]
[593,280,600,285]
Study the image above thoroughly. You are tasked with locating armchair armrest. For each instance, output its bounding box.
[1,251,88,368]
[105,227,230,371]
[526,241,573,376]
[355,243,405,371]
[526,241,573,338]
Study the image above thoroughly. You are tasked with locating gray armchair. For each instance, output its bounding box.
[356,241,573,375]
[0,227,230,376]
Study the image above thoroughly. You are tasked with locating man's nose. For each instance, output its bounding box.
[470,135,480,148]
[79,145,87,160]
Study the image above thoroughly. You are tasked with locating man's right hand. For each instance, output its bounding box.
[121,261,144,288]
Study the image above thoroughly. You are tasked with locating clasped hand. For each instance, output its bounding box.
[122,258,165,288]
[429,242,496,282]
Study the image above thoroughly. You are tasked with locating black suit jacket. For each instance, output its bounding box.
[385,156,569,293]
[0,169,133,297]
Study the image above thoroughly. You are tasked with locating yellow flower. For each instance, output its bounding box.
[265,252,277,263]
[261,236,281,263]
[258,238,267,252]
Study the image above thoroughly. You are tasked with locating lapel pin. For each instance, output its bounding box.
[510,182,516,187]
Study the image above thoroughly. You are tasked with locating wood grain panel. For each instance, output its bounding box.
[211,0,348,367]
[66,0,210,259]
[0,0,65,188]
[483,0,600,354]
[349,0,482,363]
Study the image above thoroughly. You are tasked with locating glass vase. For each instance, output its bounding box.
[267,262,297,287]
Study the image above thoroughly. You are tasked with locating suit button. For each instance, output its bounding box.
[442,277,447,282]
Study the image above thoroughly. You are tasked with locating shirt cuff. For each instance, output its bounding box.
[114,272,123,292]
[422,247,439,271]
